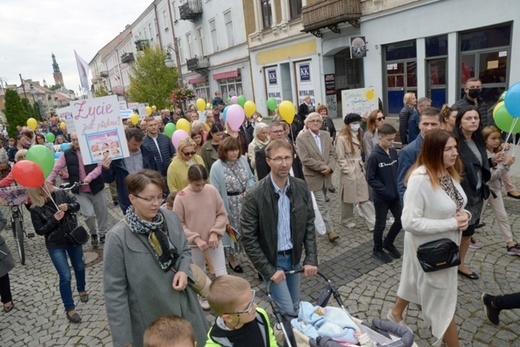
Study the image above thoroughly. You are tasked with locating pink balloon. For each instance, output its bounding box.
[231,96,238,104]
[226,104,245,131]
[171,129,190,149]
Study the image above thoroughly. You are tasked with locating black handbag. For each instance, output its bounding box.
[416,238,460,273]
[64,213,89,246]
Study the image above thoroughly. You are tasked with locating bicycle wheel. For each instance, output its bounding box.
[13,218,25,265]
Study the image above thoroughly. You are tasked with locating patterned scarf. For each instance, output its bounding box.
[125,205,178,272]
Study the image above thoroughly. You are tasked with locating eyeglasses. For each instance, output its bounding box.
[270,130,284,134]
[377,117,385,121]
[132,193,167,204]
[268,156,292,164]
[308,119,322,124]
[182,151,197,156]
[224,290,256,315]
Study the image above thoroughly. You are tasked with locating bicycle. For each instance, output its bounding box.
[0,186,30,265]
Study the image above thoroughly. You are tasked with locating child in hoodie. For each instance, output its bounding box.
[366,124,402,263]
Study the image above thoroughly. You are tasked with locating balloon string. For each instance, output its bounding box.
[43,185,60,210]
[504,118,519,145]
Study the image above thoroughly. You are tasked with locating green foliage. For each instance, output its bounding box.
[49,84,62,91]
[127,45,179,109]
[4,90,29,138]
[95,85,109,97]
[33,102,43,121]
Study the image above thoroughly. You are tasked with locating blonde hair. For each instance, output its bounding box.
[14,149,28,162]
[27,187,47,207]
[143,314,195,347]
[403,92,416,105]
[176,138,197,154]
[207,275,251,316]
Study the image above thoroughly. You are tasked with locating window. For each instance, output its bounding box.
[261,0,272,29]
[172,1,178,21]
[197,27,205,56]
[163,10,168,30]
[426,35,447,57]
[219,77,242,101]
[289,0,302,20]
[224,11,234,47]
[193,82,210,101]
[209,19,218,53]
[148,23,153,42]
[460,23,511,52]
[177,37,183,62]
[186,33,192,59]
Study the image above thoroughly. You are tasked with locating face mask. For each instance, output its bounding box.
[350,124,360,132]
[468,89,480,99]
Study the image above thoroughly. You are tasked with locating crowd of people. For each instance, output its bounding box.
[1,80,519,346]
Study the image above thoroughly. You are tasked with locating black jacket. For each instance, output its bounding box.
[64,148,105,195]
[241,176,318,279]
[452,96,490,127]
[30,190,81,250]
[143,133,176,176]
[366,145,399,202]
[254,145,304,181]
[457,135,491,206]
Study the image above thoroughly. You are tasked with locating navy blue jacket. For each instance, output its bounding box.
[366,144,399,202]
[143,133,175,176]
[407,111,420,143]
[397,134,423,202]
[102,145,157,213]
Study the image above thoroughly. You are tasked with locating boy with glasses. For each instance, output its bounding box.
[206,275,277,347]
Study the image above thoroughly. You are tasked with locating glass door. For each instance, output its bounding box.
[427,58,447,108]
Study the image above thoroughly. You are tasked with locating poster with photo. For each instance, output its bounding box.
[71,95,129,164]
[56,106,76,132]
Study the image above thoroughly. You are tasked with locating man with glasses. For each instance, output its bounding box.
[142,116,176,181]
[453,77,490,127]
[296,112,338,242]
[47,132,108,247]
[254,121,303,180]
[242,140,318,314]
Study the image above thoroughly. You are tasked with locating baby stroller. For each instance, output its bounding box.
[267,270,416,347]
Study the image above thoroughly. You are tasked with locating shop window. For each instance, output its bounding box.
[219,77,243,101]
[426,35,447,57]
[461,23,511,51]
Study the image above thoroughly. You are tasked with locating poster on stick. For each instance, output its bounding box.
[341,87,378,119]
[56,106,76,133]
[71,95,128,164]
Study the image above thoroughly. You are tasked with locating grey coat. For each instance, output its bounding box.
[0,235,15,277]
[103,208,208,347]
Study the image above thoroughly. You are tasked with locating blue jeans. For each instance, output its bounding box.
[48,245,86,312]
[264,253,301,314]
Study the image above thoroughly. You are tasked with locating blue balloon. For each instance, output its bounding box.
[504,82,520,118]
[60,143,71,151]
[54,152,62,159]
[222,106,230,122]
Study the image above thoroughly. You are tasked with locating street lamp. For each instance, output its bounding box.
[19,73,33,117]
[166,0,184,89]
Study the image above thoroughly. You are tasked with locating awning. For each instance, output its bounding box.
[188,76,207,85]
[213,69,239,80]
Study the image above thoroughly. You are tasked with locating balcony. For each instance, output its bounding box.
[186,56,210,72]
[179,0,203,21]
[302,0,361,38]
[100,71,109,78]
[121,52,135,64]
[135,39,150,51]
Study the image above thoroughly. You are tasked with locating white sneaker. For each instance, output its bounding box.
[343,222,356,229]
[199,296,210,311]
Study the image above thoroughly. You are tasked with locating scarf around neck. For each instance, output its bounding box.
[125,205,178,272]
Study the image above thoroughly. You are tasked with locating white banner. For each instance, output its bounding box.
[56,106,76,133]
[341,87,378,119]
[295,60,315,106]
[71,95,129,164]
[265,66,282,106]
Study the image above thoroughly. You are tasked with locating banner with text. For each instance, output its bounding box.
[265,66,282,107]
[295,60,315,106]
[56,106,76,133]
[71,95,129,164]
[341,87,378,119]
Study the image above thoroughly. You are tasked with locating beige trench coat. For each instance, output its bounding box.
[336,134,370,204]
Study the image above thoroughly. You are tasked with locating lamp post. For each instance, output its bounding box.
[166,0,184,89]
[19,73,33,117]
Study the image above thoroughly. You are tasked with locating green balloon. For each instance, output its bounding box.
[164,123,176,138]
[237,95,247,107]
[45,133,55,143]
[499,91,507,101]
[227,97,231,105]
[267,97,277,111]
[494,103,520,134]
[26,145,55,179]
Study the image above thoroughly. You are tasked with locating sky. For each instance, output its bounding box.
[0,0,149,95]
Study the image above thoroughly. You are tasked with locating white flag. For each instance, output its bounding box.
[74,50,90,97]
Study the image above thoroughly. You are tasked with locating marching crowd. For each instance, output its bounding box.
[1,78,520,346]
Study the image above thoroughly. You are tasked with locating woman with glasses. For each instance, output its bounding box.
[104,169,209,347]
[210,137,255,274]
[200,123,225,171]
[167,138,205,193]
[363,109,386,160]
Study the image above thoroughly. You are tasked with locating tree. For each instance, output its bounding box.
[127,45,179,109]
[95,85,109,97]
[33,102,43,121]
[4,89,29,138]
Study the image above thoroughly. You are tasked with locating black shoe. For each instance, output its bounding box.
[113,197,119,206]
[383,243,401,259]
[475,222,486,229]
[458,270,479,280]
[27,232,35,238]
[328,187,336,193]
[79,292,89,303]
[373,248,393,263]
[91,234,99,248]
[99,235,106,244]
[258,272,263,281]
[482,293,500,325]
[228,262,244,273]
[66,311,82,323]
[507,192,520,199]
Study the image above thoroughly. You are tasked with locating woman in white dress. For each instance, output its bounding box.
[389,129,471,347]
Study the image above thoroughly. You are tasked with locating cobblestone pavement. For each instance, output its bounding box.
[1,140,520,346]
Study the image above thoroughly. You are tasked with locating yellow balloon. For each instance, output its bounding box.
[130,113,139,125]
[145,106,152,115]
[196,98,206,112]
[152,105,157,111]
[366,89,375,100]
[243,101,256,118]
[60,121,66,129]
[176,118,191,133]
[27,117,38,130]
[279,101,296,124]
